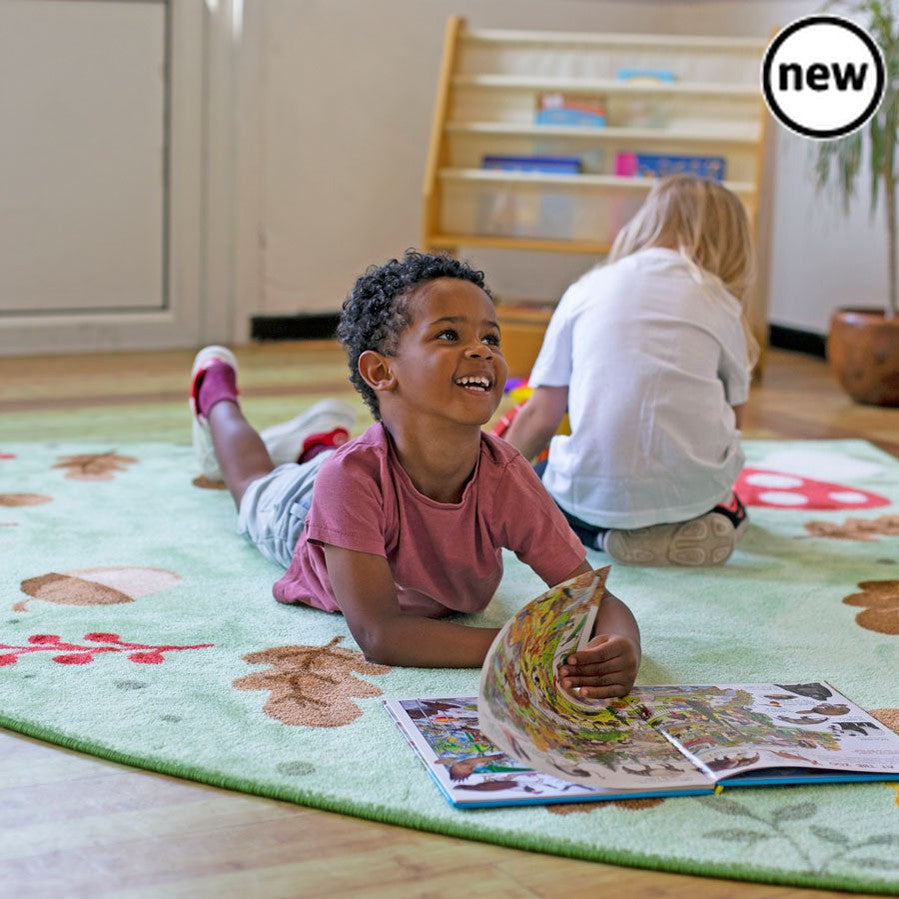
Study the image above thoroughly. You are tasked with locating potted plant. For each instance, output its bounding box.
[814,0,899,405]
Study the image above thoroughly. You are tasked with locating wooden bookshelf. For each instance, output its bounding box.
[422,17,772,353]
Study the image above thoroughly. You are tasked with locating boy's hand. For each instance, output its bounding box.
[557,633,640,700]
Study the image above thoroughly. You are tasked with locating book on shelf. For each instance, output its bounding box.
[616,68,677,84]
[481,154,582,174]
[475,156,579,240]
[612,69,676,128]
[384,568,899,809]
[535,92,607,128]
[615,151,727,181]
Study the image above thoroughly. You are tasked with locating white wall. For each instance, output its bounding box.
[1,0,890,352]
[767,121,890,333]
[248,0,656,326]
[243,0,891,338]
[650,0,892,334]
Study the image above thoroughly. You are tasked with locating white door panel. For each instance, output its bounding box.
[0,0,202,355]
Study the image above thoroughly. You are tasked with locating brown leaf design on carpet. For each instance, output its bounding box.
[804,515,899,541]
[547,797,665,814]
[0,493,52,507]
[192,475,227,490]
[14,566,181,612]
[53,452,138,481]
[842,580,899,634]
[233,636,390,727]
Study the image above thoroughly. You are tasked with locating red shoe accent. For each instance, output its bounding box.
[299,427,350,463]
[712,492,747,529]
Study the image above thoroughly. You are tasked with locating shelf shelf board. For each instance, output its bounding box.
[425,232,612,255]
[452,74,761,99]
[461,28,766,53]
[444,121,760,145]
[437,167,756,196]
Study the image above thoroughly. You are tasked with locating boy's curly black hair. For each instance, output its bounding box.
[336,250,492,420]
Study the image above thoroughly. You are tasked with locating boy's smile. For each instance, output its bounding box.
[386,277,507,428]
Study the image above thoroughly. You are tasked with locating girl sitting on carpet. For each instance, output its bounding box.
[189,250,640,696]
[503,174,758,567]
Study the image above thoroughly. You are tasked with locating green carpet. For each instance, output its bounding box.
[1,438,897,894]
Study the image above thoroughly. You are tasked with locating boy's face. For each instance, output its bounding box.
[386,277,507,428]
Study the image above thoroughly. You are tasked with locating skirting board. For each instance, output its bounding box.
[768,325,827,359]
[251,313,340,342]
[251,314,828,362]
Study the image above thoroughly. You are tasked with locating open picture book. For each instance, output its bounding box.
[384,568,899,809]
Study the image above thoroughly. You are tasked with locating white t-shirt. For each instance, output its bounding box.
[529,247,750,529]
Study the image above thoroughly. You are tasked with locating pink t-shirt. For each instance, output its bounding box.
[273,422,585,617]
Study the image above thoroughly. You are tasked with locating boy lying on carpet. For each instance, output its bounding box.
[189,251,640,697]
[503,174,755,567]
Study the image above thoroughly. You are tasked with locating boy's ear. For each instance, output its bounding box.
[358,350,397,393]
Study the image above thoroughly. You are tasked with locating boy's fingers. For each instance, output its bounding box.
[564,646,632,670]
[567,636,631,665]
[567,682,630,700]
[561,657,631,677]
[562,668,630,687]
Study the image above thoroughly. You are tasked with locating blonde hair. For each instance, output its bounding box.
[609,174,759,368]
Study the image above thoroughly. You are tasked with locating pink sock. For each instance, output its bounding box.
[197,362,239,418]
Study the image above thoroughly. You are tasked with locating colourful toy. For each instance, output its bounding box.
[492,379,570,462]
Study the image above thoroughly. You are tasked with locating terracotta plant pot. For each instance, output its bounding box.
[827,308,899,407]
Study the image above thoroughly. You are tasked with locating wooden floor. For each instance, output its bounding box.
[1,344,896,898]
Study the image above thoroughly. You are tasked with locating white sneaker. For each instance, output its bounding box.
[190,345,239,481]
[260,398,357,466]
[604,512,740,567]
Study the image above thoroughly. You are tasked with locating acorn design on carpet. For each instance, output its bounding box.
[233,636,390,727]
[14,566,181,612]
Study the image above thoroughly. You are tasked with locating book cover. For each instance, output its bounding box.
[383,569,899,810]
[481,155,582,174]
[616,69,677,84]
[535,92,607,128]
[384,694,713,808]
[615,152,727,181]
[612,69,676,127]
[479,568,899,793]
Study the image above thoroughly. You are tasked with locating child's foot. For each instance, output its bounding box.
[190,345,240,481]
[190,347,357,480]
[260,399,357,466]
[603,500,748,567]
